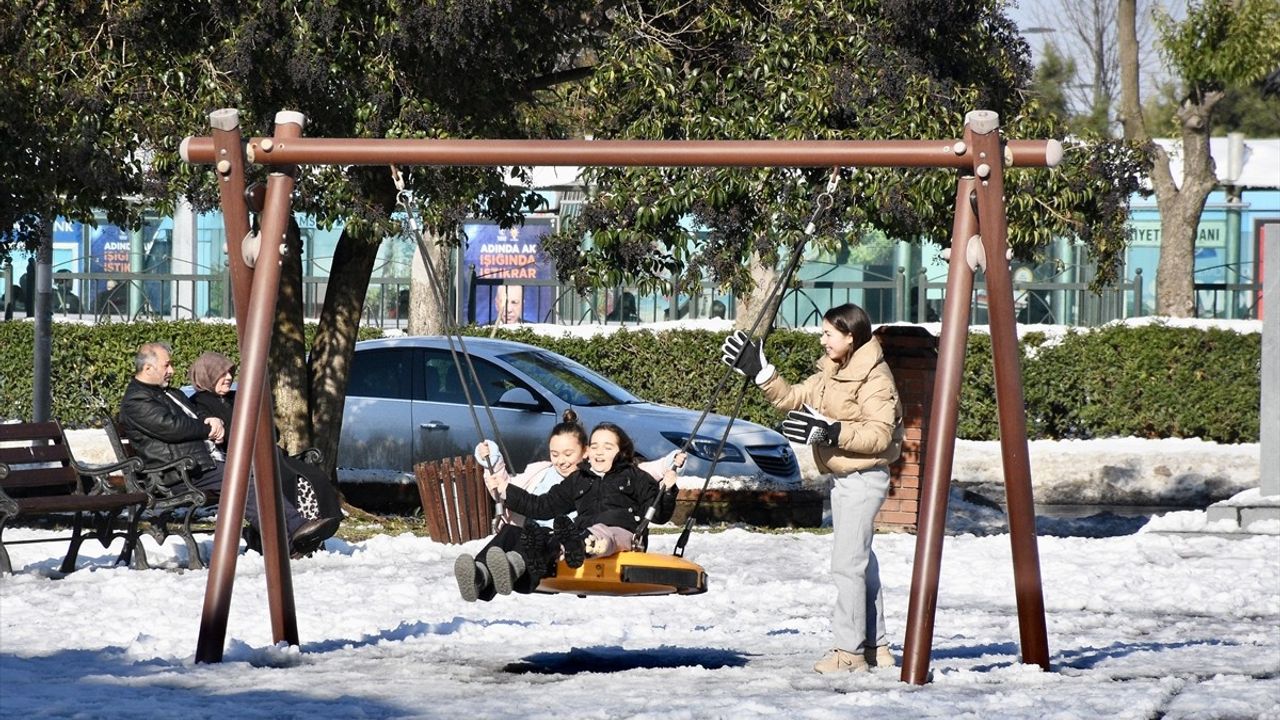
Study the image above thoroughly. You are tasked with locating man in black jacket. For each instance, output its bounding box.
[118,342,328,555]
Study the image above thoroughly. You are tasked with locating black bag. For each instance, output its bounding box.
[279,448,343,538]
[242,448,343,554]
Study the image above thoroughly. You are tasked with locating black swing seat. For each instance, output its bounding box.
[537,550,707,597]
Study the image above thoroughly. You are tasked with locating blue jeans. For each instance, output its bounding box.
[829,466,891,653]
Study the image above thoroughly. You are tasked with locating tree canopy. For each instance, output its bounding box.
[544,0,1150,296]
[2,0,598,466]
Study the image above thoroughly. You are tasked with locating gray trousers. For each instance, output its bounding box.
[829,466,891,653]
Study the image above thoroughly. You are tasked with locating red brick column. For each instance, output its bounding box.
[873,325,937,533]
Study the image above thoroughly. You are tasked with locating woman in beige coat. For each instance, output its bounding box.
[722,303,903,674]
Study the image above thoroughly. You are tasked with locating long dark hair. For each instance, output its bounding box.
[550,409,588,447]
[590,422,636,468]
[823,303,872,364]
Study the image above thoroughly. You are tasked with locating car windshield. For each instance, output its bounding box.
[498,349,640,406]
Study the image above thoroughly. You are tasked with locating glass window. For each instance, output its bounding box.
[498,349,638,407]
[423,350,544,407]
[347,348,413,400]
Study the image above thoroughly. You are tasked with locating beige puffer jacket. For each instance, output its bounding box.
[760,335,903,475]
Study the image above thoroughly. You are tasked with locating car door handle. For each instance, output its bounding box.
[419,421,450,431]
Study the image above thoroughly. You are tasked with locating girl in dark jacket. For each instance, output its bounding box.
[486,423,682,589]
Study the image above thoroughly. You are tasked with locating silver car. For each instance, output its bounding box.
[336,336,799,487]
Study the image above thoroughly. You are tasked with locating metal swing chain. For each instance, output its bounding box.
[635,168,844,555]
[390,166,514,519]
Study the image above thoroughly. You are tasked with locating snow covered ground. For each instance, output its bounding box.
[2,502,1277,720]
[3,317,1272,718]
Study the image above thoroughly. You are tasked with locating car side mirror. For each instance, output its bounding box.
[497,387,543,411]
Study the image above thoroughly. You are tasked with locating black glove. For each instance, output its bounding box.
[781,406,841,446]
[720,330,772,383]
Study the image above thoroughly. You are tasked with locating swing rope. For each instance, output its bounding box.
[392,164,843,560]
[634,168,843,556]
[390,166,516,519]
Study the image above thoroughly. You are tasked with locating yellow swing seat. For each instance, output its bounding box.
[536,551,707,597]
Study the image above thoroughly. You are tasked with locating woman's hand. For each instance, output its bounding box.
[484,471,508,496]
[473,440,503,471]
[661,467,679,489]
[204,417,225,444]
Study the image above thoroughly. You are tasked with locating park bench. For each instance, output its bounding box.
[0,421,149,575]
[103,418,217,570]
[104,418,342,566]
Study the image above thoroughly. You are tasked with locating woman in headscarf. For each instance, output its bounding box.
[187,349,342,550]
[188,351,236,457]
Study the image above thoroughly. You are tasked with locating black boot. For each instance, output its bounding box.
[520,524,556,582]
[554,516,586,569]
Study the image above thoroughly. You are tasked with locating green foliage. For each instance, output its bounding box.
[544,0,1147,294]
[0,321,381,427]
[1211,82,1280,136]
[1021,324,1260,442]
[466,323,1259,443]
[960,325,1259,443]
[1156,0,1280,100]
[4,321,1257,441]
[3,321,1257,442]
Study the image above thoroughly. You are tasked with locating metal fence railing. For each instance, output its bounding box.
[5,258,1214,329]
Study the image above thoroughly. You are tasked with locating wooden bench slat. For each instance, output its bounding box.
[0,444,74,465]
[0,422,62,442]
[0,465,78,490]
[17,492,149,515]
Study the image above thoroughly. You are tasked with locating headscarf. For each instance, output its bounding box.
[188,351,235,394]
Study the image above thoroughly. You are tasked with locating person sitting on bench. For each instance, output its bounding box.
[117,342,329,556]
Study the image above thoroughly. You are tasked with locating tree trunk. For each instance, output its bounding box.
[407,226,451,336]
[1151,97,1221,317]
[1118,0,1220,318]
[271,218,313,454]
[735,250,783,333]
[308,227,380,478]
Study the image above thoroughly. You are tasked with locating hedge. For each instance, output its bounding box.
[0,319,1261,443]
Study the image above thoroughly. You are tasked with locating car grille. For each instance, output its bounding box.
[746,445,799,478]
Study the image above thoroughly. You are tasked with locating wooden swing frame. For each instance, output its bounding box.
[181,107,1061,685]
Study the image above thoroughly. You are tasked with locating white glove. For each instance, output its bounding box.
[720,330,775,385]
[474,440,504,470]
[781,404,842,446]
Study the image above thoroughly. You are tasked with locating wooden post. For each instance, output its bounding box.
[873,325,938,532]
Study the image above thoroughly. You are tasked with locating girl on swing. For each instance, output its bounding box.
[454,410,684,602]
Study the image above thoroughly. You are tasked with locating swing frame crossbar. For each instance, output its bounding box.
[183,107,1059,685]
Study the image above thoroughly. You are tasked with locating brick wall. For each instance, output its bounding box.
[873,325,937,533]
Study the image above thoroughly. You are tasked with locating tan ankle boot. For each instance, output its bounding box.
[865,645,896,669]
[813,649,869,674]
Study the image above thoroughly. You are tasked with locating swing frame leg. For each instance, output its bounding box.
[900,112,1049,685]
[196,110,303,664]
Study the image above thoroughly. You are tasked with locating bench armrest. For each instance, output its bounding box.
[132,457,206,501]
[0,478,15,518]
[71,456,146,495]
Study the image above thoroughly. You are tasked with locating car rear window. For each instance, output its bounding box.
[348,348,413,400]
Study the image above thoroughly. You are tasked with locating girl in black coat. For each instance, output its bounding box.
[490,423,682,587]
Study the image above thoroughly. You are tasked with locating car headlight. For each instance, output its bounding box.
[660,432,746,463]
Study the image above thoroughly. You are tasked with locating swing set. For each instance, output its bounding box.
[180,107,1062,685]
